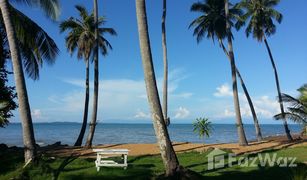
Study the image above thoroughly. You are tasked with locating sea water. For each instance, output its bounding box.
[0,123,302,147]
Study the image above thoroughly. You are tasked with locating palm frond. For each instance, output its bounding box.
[189,0,240,44]
[12,0,60,20]
[274,112,306,124]
[60,5,116,63]
[239,0,282,40]
[3,4,59,80]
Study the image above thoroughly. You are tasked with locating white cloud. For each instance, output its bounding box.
[43,68,191,121]
[214,83,233,97]
[223,109,236,118]
[174,107,190,119]
[216,95,280,119]
[31,109,42,119]
[134,109,150,119]
[171,92,193,99]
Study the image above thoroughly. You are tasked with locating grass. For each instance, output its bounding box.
[0,146,306,180]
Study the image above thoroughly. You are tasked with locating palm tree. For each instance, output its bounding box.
[274,84,307,136]
[0,5,58,128]
[189,0,248,145]
[193,117,212,144]
[135,0,180,176]
[85,0,117,148]
[225,0,248,146]
[0,0,60,163]
[60,5,98,146]
[86,0,99,149]
[239,0,293,141]
[161,0,170,126]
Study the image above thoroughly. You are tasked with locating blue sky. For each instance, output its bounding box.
[8,0,307,124]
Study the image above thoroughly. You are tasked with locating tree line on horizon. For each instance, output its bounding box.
[0,0,306,178]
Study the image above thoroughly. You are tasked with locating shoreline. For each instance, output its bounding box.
[39,134,307,157]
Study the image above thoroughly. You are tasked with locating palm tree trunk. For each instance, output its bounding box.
[85,0,100,148]
[74,59,90,146]
[219,40,262,141]
[0,34,4,66]
[225,0,248,146]
[263,36,293,141]
[0,0,37,162]
[135,0,180,176]
[161,0,169,126]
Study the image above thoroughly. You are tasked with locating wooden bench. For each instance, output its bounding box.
[93,149,129,171]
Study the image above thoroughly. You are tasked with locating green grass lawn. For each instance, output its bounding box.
[0,146,306,180]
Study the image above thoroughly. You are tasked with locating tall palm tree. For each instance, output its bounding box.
[86,0,99,149]
[135,0,180,176]
[60,5,98,146]
[85,0,117,148]
[161,0,169,126]
[0,0,59,163]
[189,0,248,145]
[239,0,293,141]
[225,0,248,146]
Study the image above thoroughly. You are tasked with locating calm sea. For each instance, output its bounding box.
[0,123,302,147]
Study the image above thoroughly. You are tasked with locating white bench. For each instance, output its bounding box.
[93,149,129,171]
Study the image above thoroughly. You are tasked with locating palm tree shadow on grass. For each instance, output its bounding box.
[62,164,156,180]
[203,163,307,180]
[52,153,79,180]
[0,148,24,174]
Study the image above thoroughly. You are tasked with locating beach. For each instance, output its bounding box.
[43,135,307,157]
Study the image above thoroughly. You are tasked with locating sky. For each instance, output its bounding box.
[7,0,307,124]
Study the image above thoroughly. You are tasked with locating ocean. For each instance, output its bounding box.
[0,123,302,147]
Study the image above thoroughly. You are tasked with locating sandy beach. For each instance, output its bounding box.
[43,135,307,158]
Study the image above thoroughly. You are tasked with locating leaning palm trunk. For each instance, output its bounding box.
[85,0,99,148]
[161,0,169,126]
[219,40,262,141]
[225,0,248,146]
[263,36,293,141]
[236,70,263,141]
[0,0,37,162]
[135,0,180,176]
[74,59,90,146]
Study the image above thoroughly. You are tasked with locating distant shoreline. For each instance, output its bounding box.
[7,122,299,125]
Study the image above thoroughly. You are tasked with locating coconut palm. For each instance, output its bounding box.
[274,84,307,136]
[0,0,60,163]
[135,0,181,176]
[0,5,58,128]
[85,0,117,148]
[86,0,99,149]
[238,0,293,141]
[60,5,96,146]
[161,0,170,126]
[189,0,249,145]
[193,117,212,143]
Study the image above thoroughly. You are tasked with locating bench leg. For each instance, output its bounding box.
[97,166,100,172]
[124,154,128,170]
